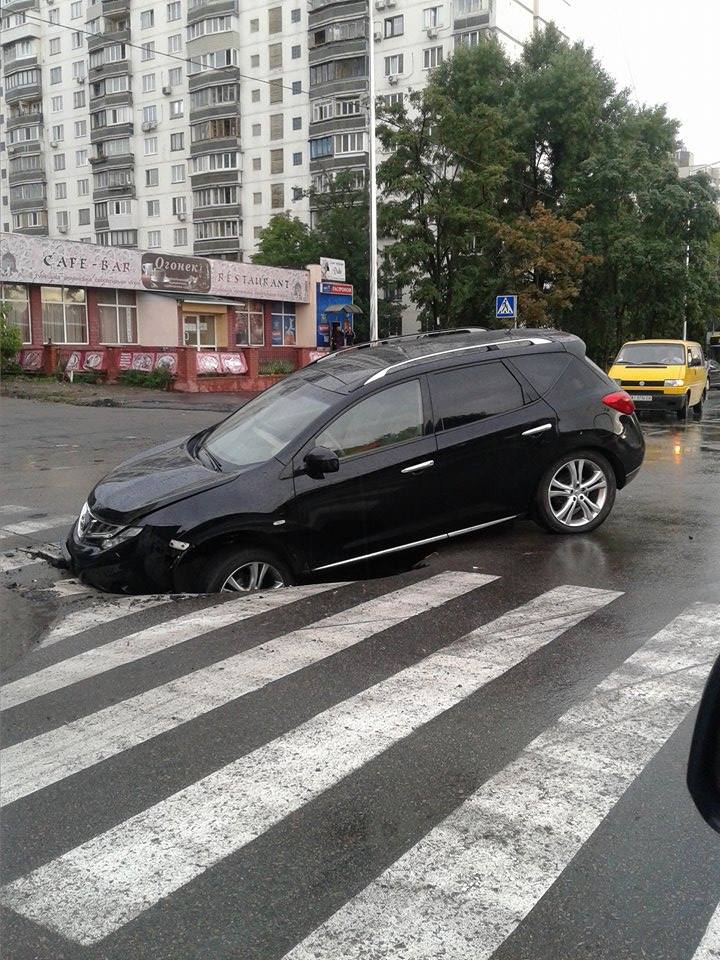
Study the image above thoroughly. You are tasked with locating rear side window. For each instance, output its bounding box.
[510,353,571,396]
[431,362,524,431]
[316,379,423,460]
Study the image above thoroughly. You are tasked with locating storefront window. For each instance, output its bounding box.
[98,290,138,343]
[0,283,31,343]
[271,301,296,346]
[235,299,264,346]
[183,313,216,348]
[41,286,87,343]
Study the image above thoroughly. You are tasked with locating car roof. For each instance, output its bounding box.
[298,328,584,392]
[621,339,697,346]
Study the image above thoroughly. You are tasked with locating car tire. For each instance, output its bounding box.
[677,394,690,421]
[177,544,294,594]
[534,450,617,535]
[692,390,706,419]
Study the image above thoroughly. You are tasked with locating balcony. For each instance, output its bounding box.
[101,0,131,14]
[87,28,130,52]
[0,17,41,44]
[90,122,133,144]
[186,0,237,25]
[8,163,45,186]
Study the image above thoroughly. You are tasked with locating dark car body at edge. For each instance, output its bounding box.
[66,329,645,593]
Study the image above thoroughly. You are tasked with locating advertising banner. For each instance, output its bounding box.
[1,234,310,303]
[118,351,179,374]
[316,282,354,348]
[196,351,248,375]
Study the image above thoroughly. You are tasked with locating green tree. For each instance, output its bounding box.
[0,304,23,375]
[253,214,320,271]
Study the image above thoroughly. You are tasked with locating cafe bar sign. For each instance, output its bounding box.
[0,234,310,304]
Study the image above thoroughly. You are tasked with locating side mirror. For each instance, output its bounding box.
[304,446,340,479]
[690,357,703,368]
[687,652,720,833]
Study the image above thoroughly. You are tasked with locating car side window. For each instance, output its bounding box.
[509,353,571,395]
[688,347,695,366]
[316,379,424,460]
[431,362,524,431]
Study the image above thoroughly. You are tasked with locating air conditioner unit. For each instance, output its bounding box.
[75,75,85,84]
[386,0,397,7]
[141,120,157,131]
[162,85,172,95]
[387,74,400,85]
[426,26,438,38]
[176,212,186,221]
[50,140,59,148]
[374,0,386,8]
[58,225,68,233]
[374,26,383,40]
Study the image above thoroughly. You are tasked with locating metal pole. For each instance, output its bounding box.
[367,0,379,342]
[683,215,690,341]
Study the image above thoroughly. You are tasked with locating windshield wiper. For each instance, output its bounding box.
[196,443,222,472]
[621,362,669,368]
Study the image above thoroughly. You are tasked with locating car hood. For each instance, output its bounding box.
[88,435,238,525]
[609,363,685,382]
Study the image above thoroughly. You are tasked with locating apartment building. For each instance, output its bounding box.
[1,0,569,260]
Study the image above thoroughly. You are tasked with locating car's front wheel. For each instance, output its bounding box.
[177,545,294,594]
[692,389,706,420]
[534,451,616,535]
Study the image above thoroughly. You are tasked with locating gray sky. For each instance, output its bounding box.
[568,0,720,165]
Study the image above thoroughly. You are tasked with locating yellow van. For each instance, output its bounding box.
[608,339,708,419]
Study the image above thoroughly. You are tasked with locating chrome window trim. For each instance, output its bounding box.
[363,339,551,385]
[311,515,519,570]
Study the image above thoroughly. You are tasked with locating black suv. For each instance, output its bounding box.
[66,329,645,593]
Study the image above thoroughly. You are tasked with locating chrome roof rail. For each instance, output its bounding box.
[363,338,551,385]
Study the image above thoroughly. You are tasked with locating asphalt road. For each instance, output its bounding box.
[1,393,719,960]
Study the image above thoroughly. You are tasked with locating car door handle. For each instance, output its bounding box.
[522,423,553,437]
[401,459,435,475]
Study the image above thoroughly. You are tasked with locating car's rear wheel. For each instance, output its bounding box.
[178,545,294,594]
[692,390,706,419]
[535,451,616,535]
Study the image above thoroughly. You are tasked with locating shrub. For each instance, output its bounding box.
[0,309,23,376]
[118,367,174,389]
[258,360,295,376]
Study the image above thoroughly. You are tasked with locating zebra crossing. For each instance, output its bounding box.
[2,557,719,956]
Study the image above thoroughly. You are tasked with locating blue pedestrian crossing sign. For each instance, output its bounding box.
[496,295,517,320]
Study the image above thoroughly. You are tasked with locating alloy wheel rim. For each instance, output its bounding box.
[220,561,285,593]
[548,458,608,528]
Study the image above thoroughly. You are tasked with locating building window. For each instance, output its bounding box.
[55,182,67,200]
[72,31,83,49]
[144,136,158,155]
[141,42,155,60]
[76,149,88,166]
[74,90,86,108]
[77,179,89,196]
[291,8,301,22]
[74,119,87,138]
[41,286,87,344]
[292,81,301,94]
[171,132,184,151]
[168,33,182,54]
[172,196,186,215]
[0,284,30,343]
[385,54,404,76]
[56,211,69,231]
[251,88,261,103]
[270,114,283,140]
[147,230,161,248]
[250,18,259,32]
[310,57,365,85]
[194,219,239,239]
[167,1,181,21]
[78,208,91,226]
[424,6,441,27]
[252,123,262,137]
[98,290,137,344]
[49,8,59,23]
[271,183,284,209]
[269,79,283,104]
[140,9,154,29]
[49,37,61,55]
[96,230,137,247]
[235,300,264,346]
[169,66,182,85]
[292,44,301,59]
[268,6,281,33]
[183,314,216,348]
[270,149,284,174]
[174,228,187,247]
[313,100,332,122]
[270,302,296,346]
[72,59,86,79]
[171,163,186,183]
[337,97,361,116]
[50,66,62,84]
[384,15,403,37]
[143,104,157,124]
[251,54,260,68]
[423,45,443,69]
[51,124,64,142]
[253,226,263,240]
[253,192,262,204]
[51,95,63,112]
[53,154,66,171]
[142,73,156,93]
[170,99,184,118]
[146,168,159,187]
[147,199,160,217]
[310,136,332,159]
[70,1,82,18]
[292,116,301,130]
[269,43,282,70]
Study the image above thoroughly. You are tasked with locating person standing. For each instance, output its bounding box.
[342,318,355,347]
[330,322,344,352]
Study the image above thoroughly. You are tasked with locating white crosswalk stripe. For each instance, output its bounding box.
[39,596,177,647]
[285,602,720,960]
[0,551,45,575]
[0,516,75,541]
[0,572,489,806]
[0,582,618,944]
[692,904,720,960]
[0,582,343,712]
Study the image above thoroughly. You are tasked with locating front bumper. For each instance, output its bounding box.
[626,391,685,412]
[66,522,177,593]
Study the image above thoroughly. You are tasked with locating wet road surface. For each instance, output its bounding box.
[1,393,719,960]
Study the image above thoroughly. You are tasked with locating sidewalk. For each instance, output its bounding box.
[0,377,253,413]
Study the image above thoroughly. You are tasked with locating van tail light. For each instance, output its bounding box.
[602,391,635,415]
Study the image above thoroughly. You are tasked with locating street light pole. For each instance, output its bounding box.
[367,0,379,342]
[683,214,690,341]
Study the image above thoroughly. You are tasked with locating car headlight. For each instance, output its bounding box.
[101,527,143,551]
[664,379,684,387]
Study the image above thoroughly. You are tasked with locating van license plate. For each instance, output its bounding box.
[631,394,653,401]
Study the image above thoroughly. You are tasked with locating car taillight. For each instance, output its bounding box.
[602,391,635,415]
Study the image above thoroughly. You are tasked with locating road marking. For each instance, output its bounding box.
[0,582,343,712]
[0,572,490,807]
[0,552,44,575]
[0,516,75,542]
[286,602,720,960]
[0,584,619,944]
[0,505,33,516]
[692,903,720,960]
[40,596,176,647]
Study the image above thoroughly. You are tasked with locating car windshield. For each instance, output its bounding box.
[615,343,686,365]
[200,378,337,470]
